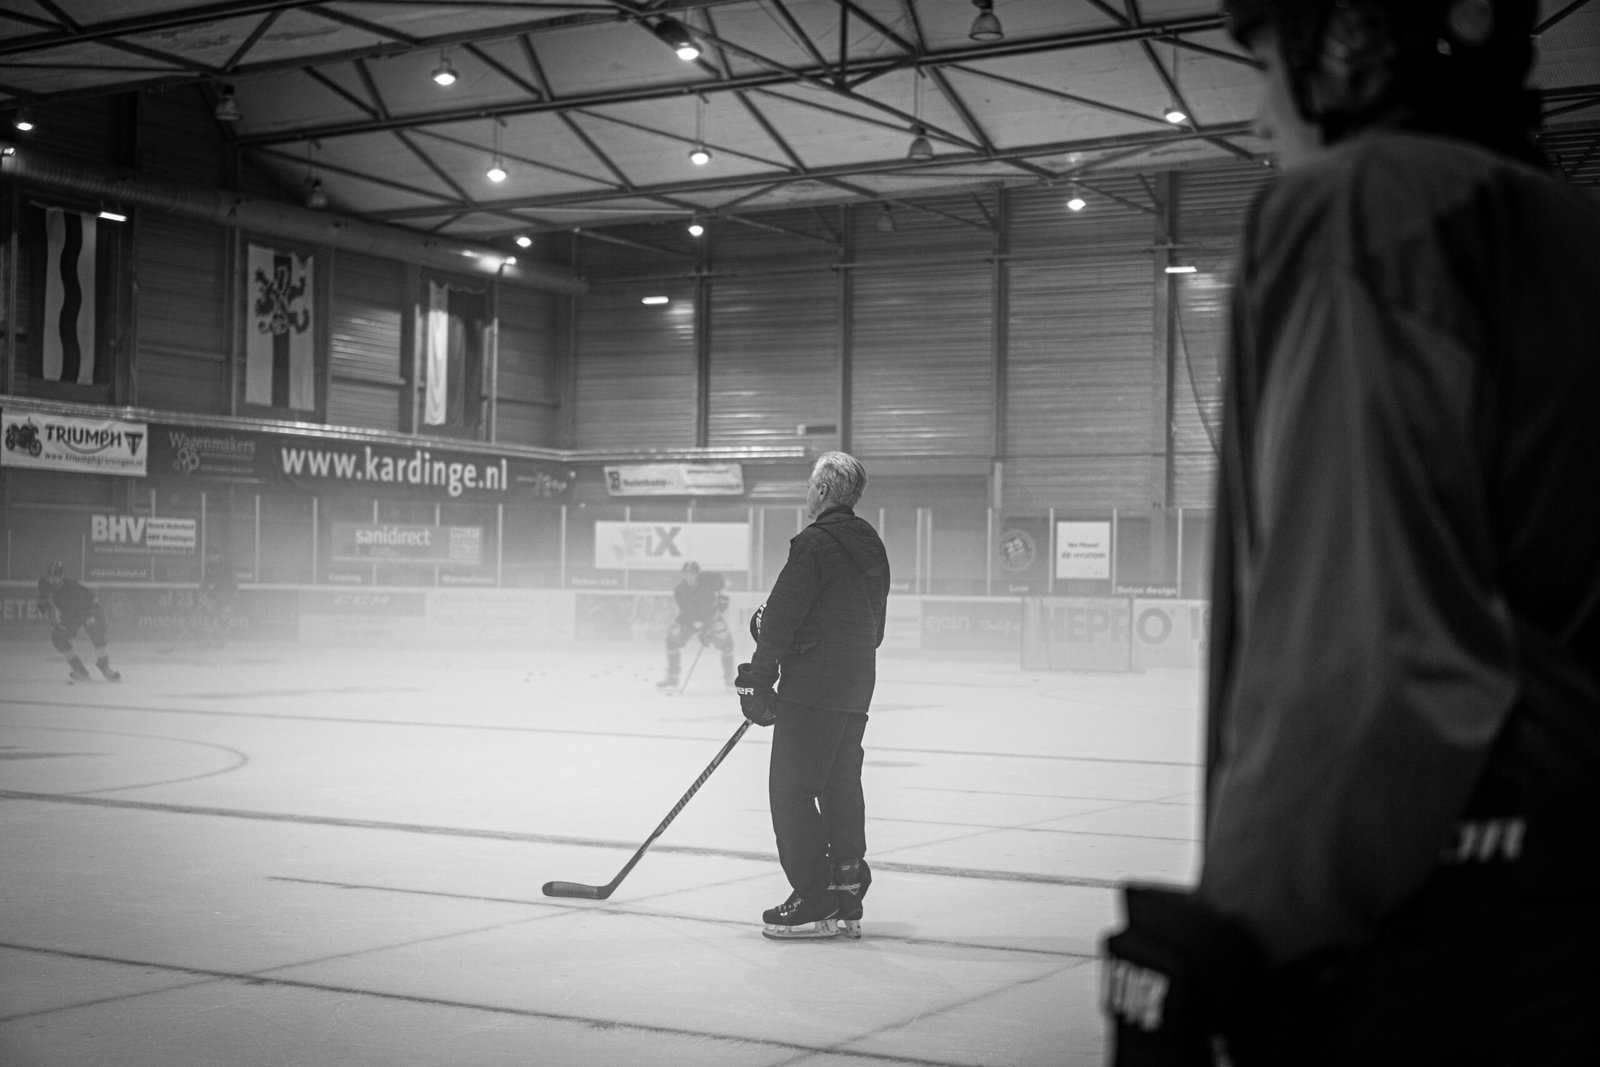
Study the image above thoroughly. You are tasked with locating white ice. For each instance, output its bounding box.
[0,641,1203,1066]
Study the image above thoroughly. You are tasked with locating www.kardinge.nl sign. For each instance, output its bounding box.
[330,522,482,566]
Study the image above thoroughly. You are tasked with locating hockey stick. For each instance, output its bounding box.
[543,718,752,900]
[674,641,706,696]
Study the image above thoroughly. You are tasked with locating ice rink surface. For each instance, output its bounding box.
[0,640,1203,1066]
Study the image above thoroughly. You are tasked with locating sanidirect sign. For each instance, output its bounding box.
[2,411,147,477]
[330,523,483,565]
[604,463,745,496]
[594,521,751,571]
[1055,521,1112,580]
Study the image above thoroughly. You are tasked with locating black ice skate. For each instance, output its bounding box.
[828,860,871,940]
[97,659,121,682]
[656,673,680,692]
[762,890,840,941]
[67,663,92,683]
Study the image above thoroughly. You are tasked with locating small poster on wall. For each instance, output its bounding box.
[1055,520,1111,580]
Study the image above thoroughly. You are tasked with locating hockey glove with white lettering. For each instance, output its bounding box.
[1101,884,1267,1067]
[734,662,777,726]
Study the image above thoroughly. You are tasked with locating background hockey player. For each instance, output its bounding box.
[37,561,121,682]
[657,561,735,690]
[199,552,239,648]
[735,451,890,940]
[1101,0,1600,1061]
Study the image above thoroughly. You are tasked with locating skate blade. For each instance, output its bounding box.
[762,919,840,941]
[838,919,861,940]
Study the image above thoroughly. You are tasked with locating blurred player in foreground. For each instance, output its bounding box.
[1102,0,1600,1061]
[736,451,890,940]
[37,561,122,683]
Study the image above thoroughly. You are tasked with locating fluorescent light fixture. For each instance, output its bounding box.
[504,256,516,266]
[642,296,670,305]
[1165,264,1198,274]
[98,210,127,222]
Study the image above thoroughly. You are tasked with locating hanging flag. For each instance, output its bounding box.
[246,243,315,410]
[42,209,98,385]
[423,282,484,426]
[424,281,450,426]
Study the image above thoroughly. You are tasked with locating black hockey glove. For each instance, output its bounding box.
[1101,885,1268,1067]
[734,662,777,726]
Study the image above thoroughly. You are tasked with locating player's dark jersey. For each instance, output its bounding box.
[37,578,98,625]
[673,571,726,625]
[1200,131,1600,966]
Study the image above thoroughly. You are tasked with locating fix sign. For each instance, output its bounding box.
[593,521,751,572]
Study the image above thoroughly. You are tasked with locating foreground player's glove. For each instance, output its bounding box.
[1101,885,1267,1066]
[734,662,777,726]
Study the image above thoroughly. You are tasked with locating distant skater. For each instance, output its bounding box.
[658,561,735,691]
[37,561,121,682]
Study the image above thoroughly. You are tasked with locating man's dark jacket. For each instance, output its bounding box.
[748,505,890,713]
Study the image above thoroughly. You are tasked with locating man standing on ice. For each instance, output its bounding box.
[736,451,890,940]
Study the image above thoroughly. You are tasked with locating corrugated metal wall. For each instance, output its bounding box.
[134,212,228,413]
[707,272,838,448]
[573,281,697,449]
[327,251,405,431]
[1007,255,1155,509]
[851,262,994,458]
[495,285,559,447]
[1170,166,1275,506]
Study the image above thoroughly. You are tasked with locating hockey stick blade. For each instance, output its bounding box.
[539,720,751,902]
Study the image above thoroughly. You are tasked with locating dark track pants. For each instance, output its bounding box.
[768,699,867,903]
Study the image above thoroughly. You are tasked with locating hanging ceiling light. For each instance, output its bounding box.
[213,86,241,122]
[875,204,896,232]
[1164,263,1197,274]
[907,125,934,161]
[515,235,532,248]
[304,178,329,210]
[651,17,701,61]
[688,95,712,165]
[687,219,705,237]
[486,119,507,182]
[969,0,1004,42]
[13,110,34,132]
[1066,186,1087,212]
[432,50,458,86]
[1163,39,1187,125]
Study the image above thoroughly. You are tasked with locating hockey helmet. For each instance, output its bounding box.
[681,560,701,575]
[46,560,65,579]
[1223,0,1536,144]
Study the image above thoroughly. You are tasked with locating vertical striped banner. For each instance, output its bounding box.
[43,209,98,384]
[424,281,450,425]
[246,243,315,410]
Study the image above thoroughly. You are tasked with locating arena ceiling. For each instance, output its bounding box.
[1,0,1597,248]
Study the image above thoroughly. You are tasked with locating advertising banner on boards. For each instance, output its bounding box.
[1055,521,1112,580]
[603,463,745,496]
[593,521,751,572]
[2,410,147,477]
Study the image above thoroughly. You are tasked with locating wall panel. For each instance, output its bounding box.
[327,251,404,431]
[573,283,696,449]
[494,286,558,447]
[134,212,228,413]
[707,272,838,448]
[851,263,993,458]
